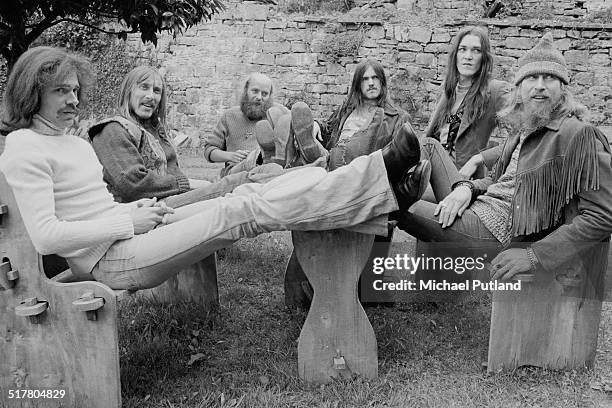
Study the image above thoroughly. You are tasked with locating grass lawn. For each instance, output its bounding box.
[117,154,612,408]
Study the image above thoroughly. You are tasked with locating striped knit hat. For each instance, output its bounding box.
[514,32,569,85]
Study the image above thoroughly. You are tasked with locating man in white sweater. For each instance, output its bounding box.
[0,46,429,290]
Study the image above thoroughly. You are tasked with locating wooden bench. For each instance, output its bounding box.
[284,223,397,309]
[293,229,378,383]
[0,168,218,408]
[487,241,610,371]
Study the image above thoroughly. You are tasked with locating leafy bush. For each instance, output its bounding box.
[320,27,367,62]
[482,0,556,19]
[282,0,353,14]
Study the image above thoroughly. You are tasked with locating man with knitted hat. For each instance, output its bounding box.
[396,32,612,283]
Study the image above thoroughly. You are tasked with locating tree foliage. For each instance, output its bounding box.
[0,0,231,68]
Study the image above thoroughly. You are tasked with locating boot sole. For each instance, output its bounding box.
[291,102,319,163]
[255,120,275,162]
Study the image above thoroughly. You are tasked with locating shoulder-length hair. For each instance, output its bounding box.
[432,26,494,131]
[325,59,394,139]
[117,66,167,126]
[1,46,95,133]
[345,59,390,110]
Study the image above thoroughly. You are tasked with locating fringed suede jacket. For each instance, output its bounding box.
[471,114,612,295]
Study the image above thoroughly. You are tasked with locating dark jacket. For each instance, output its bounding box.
[472,114,612,296]
[321,100,410,168]
[426,79,511,177]
[89,116,190,203]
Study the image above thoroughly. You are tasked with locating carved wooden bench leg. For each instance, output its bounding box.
[136,253,219,309]
[286,223,397,309]
[488,243,608,371]
[358,227,396,305]
[283,249,313,310]
[293,230,378,383]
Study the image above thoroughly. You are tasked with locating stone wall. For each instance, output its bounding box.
[127,1,612,145]
[397,0,608,19]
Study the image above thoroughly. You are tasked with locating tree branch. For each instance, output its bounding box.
[53,17,135,35]
[25,13,59,44]
[61,0,121,19]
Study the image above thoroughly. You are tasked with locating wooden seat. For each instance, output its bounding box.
[284,223,397,309]
[487,241,609,371]
[293,229,378,383]
[0,139,218,407]
[0,171,124,407]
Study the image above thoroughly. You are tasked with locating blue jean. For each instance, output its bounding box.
[92,151,396,290]
[420,137,465,202]
[398,138,501,250]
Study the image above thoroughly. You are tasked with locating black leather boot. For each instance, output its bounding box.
[381,123,421,183]
[392,160,431,212]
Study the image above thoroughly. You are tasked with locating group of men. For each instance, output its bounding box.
[2,30,610,289]
[204,32,612,287]
[203,59,413,177]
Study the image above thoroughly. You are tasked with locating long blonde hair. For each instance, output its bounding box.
[117,66,167,126]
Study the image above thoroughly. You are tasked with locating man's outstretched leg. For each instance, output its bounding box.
[164,163,286,208]
[93,144,427,289]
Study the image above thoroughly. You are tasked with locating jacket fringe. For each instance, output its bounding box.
[511,126,601,236]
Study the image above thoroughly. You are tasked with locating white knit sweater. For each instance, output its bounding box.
[0,128,135,275]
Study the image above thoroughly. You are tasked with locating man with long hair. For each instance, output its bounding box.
[203,73,289,176]
[273,59,424,307]
[89,66,286,208]
[0,46,430,291]
[397,33,612,281]
[318,59,414,170]
[424,25,510,183]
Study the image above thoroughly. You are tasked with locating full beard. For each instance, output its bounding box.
[240,97,273,120]
[520,96,562,131]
